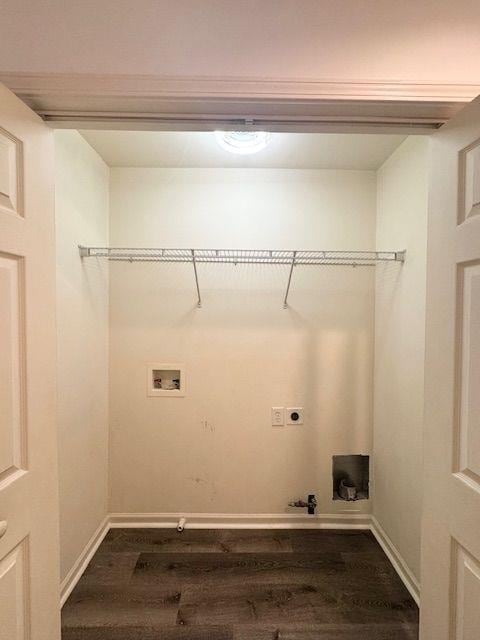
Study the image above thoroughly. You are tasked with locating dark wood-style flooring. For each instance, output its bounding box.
[62,528,419,639]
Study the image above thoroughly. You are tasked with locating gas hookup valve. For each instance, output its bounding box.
[288,494,317,515]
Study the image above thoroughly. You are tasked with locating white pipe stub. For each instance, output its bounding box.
[177,517,186,533]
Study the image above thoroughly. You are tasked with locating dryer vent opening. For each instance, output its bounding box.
[332,454,369,501]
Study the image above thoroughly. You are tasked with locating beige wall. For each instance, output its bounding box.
[55,131,109,581]
[1,1,480,83]
[373,137,429,581]
[108,168,376,515]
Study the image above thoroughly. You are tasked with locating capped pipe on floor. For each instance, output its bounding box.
[177,517,187,533]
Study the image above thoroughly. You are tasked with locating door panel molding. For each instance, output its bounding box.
[450,541,480,640]
[458,138,480,224]
[454,260,480,485]
[0,537,30,640]
[0,126,23,218]
[0,252,27,491]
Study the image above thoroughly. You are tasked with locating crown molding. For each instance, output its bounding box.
[2,72,479,101]
[2,72,477,132]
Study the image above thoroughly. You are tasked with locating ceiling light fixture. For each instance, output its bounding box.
[214,130,271,155]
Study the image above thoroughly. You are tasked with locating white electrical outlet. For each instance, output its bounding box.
[286,407,304,425]
[271,407,285,426]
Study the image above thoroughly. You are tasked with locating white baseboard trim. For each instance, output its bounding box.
[109,511,371,530]
[60,515,110,607]
[60,512,419,610]
[370,516,420,606]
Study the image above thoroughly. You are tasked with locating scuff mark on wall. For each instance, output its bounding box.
[201,419,215,433]
[187,475,217,502]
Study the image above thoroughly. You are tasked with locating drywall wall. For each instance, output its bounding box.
[373,137,429,582]
[55,131,109,582]
[1,1,480,83]
[108,168,376,515]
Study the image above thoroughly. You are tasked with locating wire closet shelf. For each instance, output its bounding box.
[79,246,405,308]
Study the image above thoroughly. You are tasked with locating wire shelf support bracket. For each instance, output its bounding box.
[283,251,297,309]
[79,246,406,308]
[191,249,202,308]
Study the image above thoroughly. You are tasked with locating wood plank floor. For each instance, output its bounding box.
[62,529,419,639]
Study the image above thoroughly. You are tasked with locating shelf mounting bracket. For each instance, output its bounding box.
[191,249,202,308]
[283,251,297,309]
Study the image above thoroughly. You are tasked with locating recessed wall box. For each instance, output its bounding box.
[147,363,185,397]
[332,454,369,501]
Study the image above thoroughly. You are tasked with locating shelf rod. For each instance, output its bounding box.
[283,250,297,309]
[191,249,202,308]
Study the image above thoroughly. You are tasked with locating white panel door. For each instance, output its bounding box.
[0,83,60,639]
[421,96,480,639]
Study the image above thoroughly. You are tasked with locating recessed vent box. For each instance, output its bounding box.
[332,454,369,501]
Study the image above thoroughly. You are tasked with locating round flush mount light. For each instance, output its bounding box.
[214,130,271,155]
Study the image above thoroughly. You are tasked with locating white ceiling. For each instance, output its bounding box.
[80,131,406,170]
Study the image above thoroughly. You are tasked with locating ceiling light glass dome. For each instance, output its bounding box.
[215,131,271,154]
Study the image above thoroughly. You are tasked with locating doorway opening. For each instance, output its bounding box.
[55,127,426,637]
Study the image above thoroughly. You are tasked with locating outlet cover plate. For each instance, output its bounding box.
[271,407,285,426]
